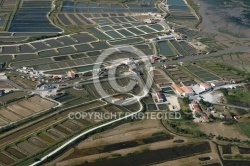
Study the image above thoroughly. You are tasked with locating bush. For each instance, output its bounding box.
[200,99,212,107]
[193,130,207,137]
[111,153,121,157]
[183,97,190,104]
[235,108,248,115]
[220,88,228,96]
[224,155,233,159]
[209,114,216,120]
[223,118,237,125]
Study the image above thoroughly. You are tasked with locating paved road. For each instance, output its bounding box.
[214,103,249,111]
[30,84,148,166]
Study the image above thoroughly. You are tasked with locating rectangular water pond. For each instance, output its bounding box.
[109,37,144,45]
[158,41,175,57]
[77,65,94,72]
[87,28,111,40]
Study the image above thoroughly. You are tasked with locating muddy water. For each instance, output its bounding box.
[54,125,72,135]
[5,147,26,159]
[0,152,15,165]
[62,120,81,131]
[47,129,65,139]
[28,137,48,148]
[38,133,56,144]
[74,118,92,126]
[17,141,38,155]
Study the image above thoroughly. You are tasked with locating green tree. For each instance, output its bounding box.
[183,97,190,104]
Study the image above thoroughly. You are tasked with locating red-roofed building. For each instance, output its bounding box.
[191,101,209,122]
[201,114,209,123]
[172,83,184,95]
[181,85,194,96]
[67,70,76,78]
[53,75,65,79]
[191,101,202,113]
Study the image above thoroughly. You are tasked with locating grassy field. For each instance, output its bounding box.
[237,121,250,138]
[178,98,190,112]
[199,37,227,51]
[215,53,250,74]
[196,60,249,82]
[218,27,246,38]
[167,17,198,28]
[220,87,250,107]
[185,64,221,82]
[228,88,250,103]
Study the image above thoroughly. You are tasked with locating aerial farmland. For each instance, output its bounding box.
[0,0,249,165]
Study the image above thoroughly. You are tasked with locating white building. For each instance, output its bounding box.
[156,35,174,40]
[211,81,225,87]
[156,92,166,102]
[200,83,212,91]
[112,97,125,103]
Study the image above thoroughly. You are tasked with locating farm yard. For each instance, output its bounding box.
[237,121,250,138]
[44,118,218,166]
[0,81,14,89]
[0,0,247,165]
[87,17,165,41]
[4,0,62,42]
[0,0,19,41]
[0,100,105,164]
[150,69,172,85]
[81,78,138,99]
[0,14,7,31]
[2,32,97,55]
[12,49,140,73]
[167,12,198,27]
[170,40,187,56]
[55,0,161,35]
[179,41,197,55]
[195,59,249,82]
[0,95,58,128]
[164,66,193,84]
[53,79,135,102]
[57,13,94,26]
[210,53,250,74]
[157,40,197,57]
[60,1,158,13]
[174,27,198,38]
[134,44,153,55]
[5,22,158,72]
[108,37,144,46]
[157,40,176,57]
[217,143,250,163]
[9,0,61,33]
[0,91,27,105]
[0,98,141,166]
[0,0,166,71]
[165,0,199,27]
[185,65,221,82]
